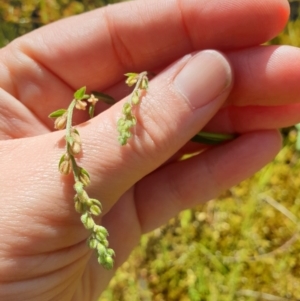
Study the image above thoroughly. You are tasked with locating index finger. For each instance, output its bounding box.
[2,0,289,92]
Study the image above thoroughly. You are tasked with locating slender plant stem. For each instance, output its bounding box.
[66,99,76,137]
[129,71,147,105]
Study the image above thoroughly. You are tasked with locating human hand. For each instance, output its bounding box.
[0,0,299,300]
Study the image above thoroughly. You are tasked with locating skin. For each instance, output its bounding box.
[0,0,299,300]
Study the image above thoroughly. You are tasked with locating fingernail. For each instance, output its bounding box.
[174,50,232,109]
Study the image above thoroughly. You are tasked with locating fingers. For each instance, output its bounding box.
[134,130,282,233]
[18,0,288,88]
[205,104,300,134]
[226,45,300,107]
[3,43,300,132]
[202,45,300,133]
[0,0,288,118]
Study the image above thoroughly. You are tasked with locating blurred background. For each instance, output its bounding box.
[1,1,300,300]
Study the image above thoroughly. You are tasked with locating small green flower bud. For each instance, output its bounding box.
[69,134,81,155]
[96,243,106,256]
[79,173,90,186]
[88,238,98,249]
[90,198,102,209]
[74,200,85,213]
[83,216,95,230]
[131,116,137,125]
[70,143,81,155]
[124,131,131,138]
[97,255,105,265]
[80,212,88,224]
[59,159,71,175]
[107,248,115,257]
[103,256,114,269]
[125,73,138,86]
[96,232,106,241]
[74,194,79,203]
[85,198,93,207]
[141,77,148,90]
[94,225,108,236]
[71,129,81,141]
[77,190,89,204]
[131,90,140,105]
[117,118,125,127]
[90,205,101,216]
[54,112,68,130]
[118,136,127,145]
[122,102,131,115]
[124,119,133,130]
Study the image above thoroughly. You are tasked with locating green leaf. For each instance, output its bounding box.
[125,73,138,86]
[58,154,66,167]
[74,86,86,100]
[124,72,138,77]
[91,91,116,105]
[191,131,237,145]
[48,109,67,118]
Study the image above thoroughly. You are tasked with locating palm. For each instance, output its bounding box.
[1,1,300,300]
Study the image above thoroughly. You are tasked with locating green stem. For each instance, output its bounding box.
[65,99,80,181]
[129,71,147,106]
[69,154,80,182]
[66,99,76,138]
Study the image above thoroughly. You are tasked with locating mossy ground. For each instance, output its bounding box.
[1,1,300,300]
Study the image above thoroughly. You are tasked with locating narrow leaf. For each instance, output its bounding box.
[48,109,67,118]
[58,154,67,168]
[80,167,90,179]
[124,72,138,77]
[191,131,237,145]
[74,86,86,100]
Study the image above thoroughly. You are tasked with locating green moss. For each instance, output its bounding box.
[100,133,300,300]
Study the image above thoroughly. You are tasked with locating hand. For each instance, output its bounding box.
[0,0,298,300]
